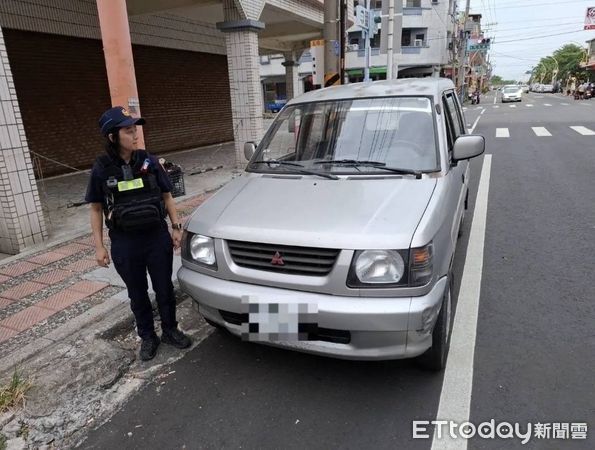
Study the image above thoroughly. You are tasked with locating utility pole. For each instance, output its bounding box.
[324,0,341,87]
[386,0,395,80]
[363,0,371,82]
[457,0,471,102]
[339,0,346,84]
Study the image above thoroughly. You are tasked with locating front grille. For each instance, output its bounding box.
[227,240,340,276]
[218,310,351,344]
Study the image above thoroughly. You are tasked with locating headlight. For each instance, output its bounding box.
[183,232,217,268]
[354,250,406,284]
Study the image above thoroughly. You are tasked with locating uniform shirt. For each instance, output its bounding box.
[85,149,173,204]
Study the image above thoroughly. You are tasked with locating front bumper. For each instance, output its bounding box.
[178,267,447,361]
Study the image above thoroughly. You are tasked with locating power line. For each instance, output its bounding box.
[495,29,587,44]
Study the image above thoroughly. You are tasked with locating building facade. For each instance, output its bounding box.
[0,0,331,254]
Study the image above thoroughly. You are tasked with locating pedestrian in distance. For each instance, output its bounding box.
[86,106,191,361]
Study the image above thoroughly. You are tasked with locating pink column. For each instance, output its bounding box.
[96,0,145,147]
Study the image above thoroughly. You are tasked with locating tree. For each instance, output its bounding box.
[530,44,589,85]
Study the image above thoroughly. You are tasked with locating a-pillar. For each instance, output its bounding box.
[217,11,265,167]
[282,52,302,100]
[0,27,48,254]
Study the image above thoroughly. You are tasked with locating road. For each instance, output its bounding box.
[82,91,595,450]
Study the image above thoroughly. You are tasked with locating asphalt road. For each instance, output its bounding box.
[82,91,594,450]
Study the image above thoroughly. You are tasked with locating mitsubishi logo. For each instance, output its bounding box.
[271,251,285,266]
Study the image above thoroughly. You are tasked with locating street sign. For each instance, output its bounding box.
[468,43,490,51]
[355,4,369,30]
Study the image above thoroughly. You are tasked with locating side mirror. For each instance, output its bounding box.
[244,141,257,161]
[453,135,485,161]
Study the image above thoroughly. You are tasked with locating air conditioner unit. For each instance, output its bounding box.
[414,39,424,47]
[347,44,359,51]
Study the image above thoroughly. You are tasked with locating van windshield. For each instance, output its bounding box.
[248,97,439,174]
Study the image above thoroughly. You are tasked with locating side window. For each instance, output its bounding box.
[442,97,455,152]
[444,91,465,138]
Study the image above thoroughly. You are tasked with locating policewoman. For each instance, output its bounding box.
[86,106,191,361]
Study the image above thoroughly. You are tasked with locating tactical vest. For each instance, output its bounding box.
[98,151,166,232]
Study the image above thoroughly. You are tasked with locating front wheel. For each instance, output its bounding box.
[417,279,453,371]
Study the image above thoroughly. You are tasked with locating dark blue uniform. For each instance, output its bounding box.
[85,150,178,340]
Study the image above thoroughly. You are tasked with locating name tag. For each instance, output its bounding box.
[117,178,144,192]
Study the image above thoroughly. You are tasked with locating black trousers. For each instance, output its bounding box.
[110,225,177,339]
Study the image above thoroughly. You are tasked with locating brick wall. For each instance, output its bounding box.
[3,29,233,177]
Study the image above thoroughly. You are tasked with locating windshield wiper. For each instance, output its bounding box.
[314,159,424,179]
[250,160,339,180]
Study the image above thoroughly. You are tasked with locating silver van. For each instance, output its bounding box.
[178,78,485,370]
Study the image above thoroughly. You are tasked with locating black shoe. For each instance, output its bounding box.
[161,328,192,349]
[139,335,160,361]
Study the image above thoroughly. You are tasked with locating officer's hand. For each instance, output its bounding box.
[172,229,183,250]
[95,246,110,267]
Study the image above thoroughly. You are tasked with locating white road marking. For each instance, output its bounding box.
[431,155,492,450]
[475,106,482,110]
[509,104,516,108]
[493,95,497,105]
[480,109,486,115]
[496,128,510,138]
[463,107,468,111]
[544,103,552,107]
[526,104,534,107]
[532,127,552,137]
[570,126,595,135]
[492,105,499,109]
[469,114,483,134]
[561,103,569,106]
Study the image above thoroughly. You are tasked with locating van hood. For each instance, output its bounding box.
[188,174,437,250]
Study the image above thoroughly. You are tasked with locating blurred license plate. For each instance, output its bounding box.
[240,296,318,342]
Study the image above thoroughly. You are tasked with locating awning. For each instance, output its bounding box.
[346,67,386,76]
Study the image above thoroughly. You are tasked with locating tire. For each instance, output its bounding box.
[417,278,453,371]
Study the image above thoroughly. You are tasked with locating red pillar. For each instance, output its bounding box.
[96,0,145,147]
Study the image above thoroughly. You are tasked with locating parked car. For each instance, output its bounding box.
[541,84,554,93]
[521,84,530,93]
[502,86,523,102]
[178,78,485,370]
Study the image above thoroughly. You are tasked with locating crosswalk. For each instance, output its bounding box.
[494,125,595,138]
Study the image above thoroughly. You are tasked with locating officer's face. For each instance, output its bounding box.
[118,126,139,152]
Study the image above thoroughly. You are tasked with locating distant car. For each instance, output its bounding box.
[521,85,529,93]
[502,86,522,102]
[541,84,554,93]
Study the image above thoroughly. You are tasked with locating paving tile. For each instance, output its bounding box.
[63,259,98,273]
[52,243,91,257]
[0,306,55,332]
[27,251,69,266]
[0,274,11,284]
[0,261,41,277]
[33,269,73,285]
[36,289,88,312]
[68,280,109,296]
[0,281,46,300]
[0,326,19,343]
[75,236,96,247]
[0,297,14,308]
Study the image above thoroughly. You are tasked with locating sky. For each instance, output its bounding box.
[468,0,595,80]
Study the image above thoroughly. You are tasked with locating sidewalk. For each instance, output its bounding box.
[0,138,245,364]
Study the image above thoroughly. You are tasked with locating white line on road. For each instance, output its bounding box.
[526,104,534,107]
[475,106,482,110]
[493,95,497,105]
[431,155,492,450]
[480,109,486,115]
[492,105,499,109]
[570,126,595,135]
[561,103,569,106]
[496,128,510,138]
[532,127,552,137]
[469,113,483,134]
[544,103,552,107]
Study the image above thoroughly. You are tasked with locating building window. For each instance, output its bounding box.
[406,0,422,7]
[416,33,425,43]
[402,29,411,46]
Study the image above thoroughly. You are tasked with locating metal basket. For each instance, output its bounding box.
[167,165,186,198]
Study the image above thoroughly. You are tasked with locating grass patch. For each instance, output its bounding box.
[0,370,32,413]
